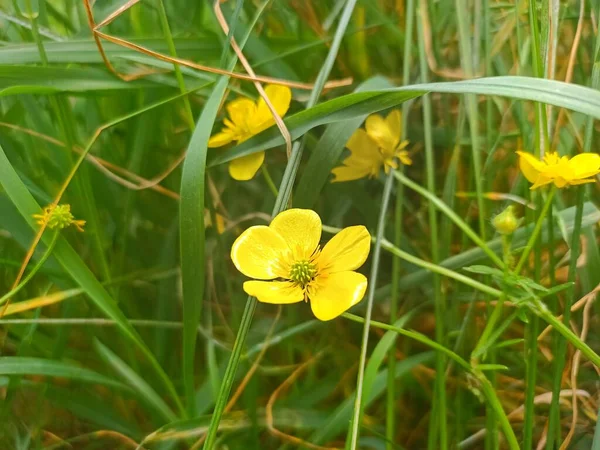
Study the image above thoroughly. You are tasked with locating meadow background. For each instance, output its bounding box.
[0,0,599,449]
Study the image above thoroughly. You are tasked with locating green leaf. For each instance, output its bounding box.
[208,76,600,167]
[477,364,509,371]
[0,66,156,93]
[0,357,130,390]
[463,265,503,276]
[94,340,177,423]
[0,38,221,65]
[179,76,230,416]
[492,338,524,350]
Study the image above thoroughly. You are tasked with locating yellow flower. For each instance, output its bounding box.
[230,209,371,321]
[33,204,86,232]
[331,109,411,182]
[208,85,292,181]
[517,151,600,189]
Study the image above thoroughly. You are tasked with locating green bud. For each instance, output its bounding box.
[492,206,521,235]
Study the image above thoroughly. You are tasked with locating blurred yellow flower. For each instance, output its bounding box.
[230,209,371,321]
[332,109,411,182]
[517,151,600,189]
[208,85,292,181]
[33,204,85,232]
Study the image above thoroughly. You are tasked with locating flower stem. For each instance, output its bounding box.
[348,171,395,449]
[261,164,279,197]
[514,186,556,274]
[0,231,60,306]
[393,170,505,269]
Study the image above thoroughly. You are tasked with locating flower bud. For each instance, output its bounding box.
[492,206,521,235]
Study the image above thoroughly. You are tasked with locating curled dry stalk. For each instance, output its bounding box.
[0,121,183,198]
[213,0,293,159]
[560,285,600,449]
[82,0,351,91]
[265,352,338,450]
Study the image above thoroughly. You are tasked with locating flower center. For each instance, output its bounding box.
[289,260,317,288]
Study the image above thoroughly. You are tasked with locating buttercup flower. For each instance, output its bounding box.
[33,204,85,232]
[332,109,411,182]
[208,85,292,181]
[517,151,600,189]
[230,209,371,321]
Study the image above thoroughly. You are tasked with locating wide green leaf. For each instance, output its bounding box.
[0,66,156,93]
[0,357,130,391]
[208,76,600,167]
[179,75,230,416]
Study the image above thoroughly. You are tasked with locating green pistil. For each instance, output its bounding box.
[289,260,317,288]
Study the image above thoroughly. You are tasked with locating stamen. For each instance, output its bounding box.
[289,260,317,288]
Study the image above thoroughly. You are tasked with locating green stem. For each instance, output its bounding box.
[323,225,502,298]
[387,1,415,447]
[545,186,586,447]
[261,164,279,197]
[514,186,556,274]
[156,0,195,130]
[416,10,446,446]
[522,313,539,449]
[477,377,521,450]
[394,171,504,269]
[349,171,395,449]
[0,231,60,305]
[471,295,507,361]
[342,313,520,450]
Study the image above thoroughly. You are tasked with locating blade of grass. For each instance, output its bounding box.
[417,5,446,446]
[179,77,228,417]
[94,339,177,423]
[387,1,415,447]
[348,169,395,449]
[0,357,131,391]
[210,76,600,167]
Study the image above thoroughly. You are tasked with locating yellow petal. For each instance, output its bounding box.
[346,128,381,160]
[517,151,545,184]
[309,271,367,321]
[385,109,402,144]
[566,178,596,186]
[208,130,235,148]
[231,225,288,279]
[244,280,304,304]
[270,209,322,258]
[254,85,292,132]
[331,164,373,182]
[318,225,371,273]
[365,111,400,152]
[569,153,600,178]
[397,150,412,165]
[228,151,265,180]
[529,174,554,190]
[226,97,256,130]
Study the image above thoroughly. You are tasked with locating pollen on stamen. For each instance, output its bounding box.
[289,260,317,288]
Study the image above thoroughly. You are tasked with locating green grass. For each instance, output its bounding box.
[0,1,599,449]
